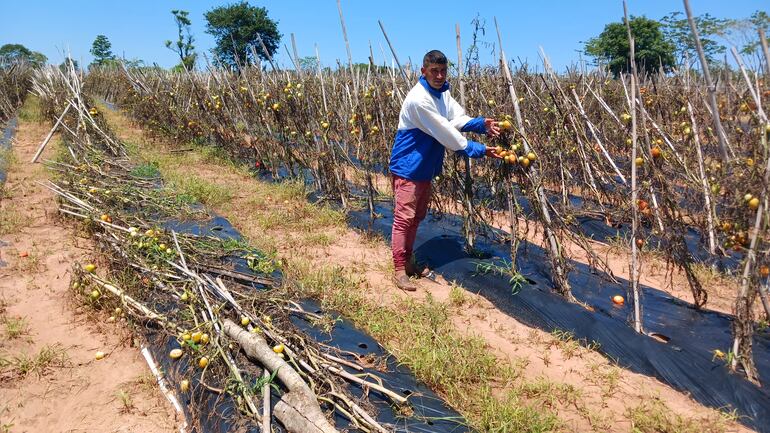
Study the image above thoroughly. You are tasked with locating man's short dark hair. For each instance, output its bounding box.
[423,50,447,67]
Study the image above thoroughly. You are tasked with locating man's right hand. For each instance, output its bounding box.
[485,145,503,159]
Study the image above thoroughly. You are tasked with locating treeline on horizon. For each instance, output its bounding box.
[1,2,768,75]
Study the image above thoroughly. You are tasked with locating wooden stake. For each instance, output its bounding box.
[624,0,642,333]
[291,33,303,79]
[494,16,572,299]
[455,23,477,252]
[336,0,357,97]
[262,369,271,433]
[683,0,732,161]
[758,29,770,77]
[254,34,277,72]
[31,103,71,163]
[378,20,410,86]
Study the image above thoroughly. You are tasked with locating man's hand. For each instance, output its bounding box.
[485,145,503,159]
[485,118,501,138]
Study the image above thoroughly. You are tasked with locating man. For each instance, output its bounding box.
[389,49,500,291]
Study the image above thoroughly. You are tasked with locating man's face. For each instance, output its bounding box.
[421,63,448,90]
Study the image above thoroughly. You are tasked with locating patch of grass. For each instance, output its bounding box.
[472,259,527,294]
[549,328,600,359]
[115,389,135,413]
[312,205,346,228]
[285,260,366,312]
[2,316,30,340]
[448,283,468,307]
[549,328,582,359]
[199,144,238,167]
[691,262,734,291]
[17,96,42,123]
[360,229,386,248]
[3,344,69,379]
[130,161,161,178]
[132,373,157,393]
[586,362,622,399]
[0,206,22,235]
[14,251,42,273]
[473,385,562,433]
[577,404,612,432]
[519,377,582,408]
[51,137,75,166]
[300,232,334,247]
[270,179,309,202]
[380,294,498,387]
[0,146,17,177]
[628,399,735,433]
[168,175,232,207]
[255,208,286,231]
[217,237,253,253]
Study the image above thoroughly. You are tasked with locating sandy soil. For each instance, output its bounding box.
[103,107,754,433]
[0,110,180,432]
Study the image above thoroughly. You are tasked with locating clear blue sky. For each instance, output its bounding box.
[1,1,766,71]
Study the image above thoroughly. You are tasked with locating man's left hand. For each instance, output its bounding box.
[485,118,500,138]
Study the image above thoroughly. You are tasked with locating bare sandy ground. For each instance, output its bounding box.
[0,109,180,432]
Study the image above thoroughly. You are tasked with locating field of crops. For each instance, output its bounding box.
[1,18,770,432]
[84,48,770,379]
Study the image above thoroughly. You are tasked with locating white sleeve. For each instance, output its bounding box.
[446,93,473,130]
[407,99,469,152]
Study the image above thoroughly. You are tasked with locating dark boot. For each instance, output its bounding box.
[406,261,431,278]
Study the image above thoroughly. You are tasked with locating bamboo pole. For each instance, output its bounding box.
[759,29,770,77]
[254,34,277,72]
[455,23,477,252]
[570,89,627,184]
[336,0,357,97]
[31,103,71,163]
[687,101,717,255]
[623,1,642,333]
[291,33,303,79]
[140,346,189,433]
[494,17,572,299]
[683,0,732,161]
[378,20,410,86]
[262,369,271,433]
[731,46,768,123]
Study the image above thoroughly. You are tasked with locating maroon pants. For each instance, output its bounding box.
[391,175,432,271]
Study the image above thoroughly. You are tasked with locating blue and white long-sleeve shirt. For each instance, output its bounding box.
[389,76,487,181]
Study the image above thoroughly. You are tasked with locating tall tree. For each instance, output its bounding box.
[0,43,47,67]
[585,16,675,76]
[661,11,728,67]
[90,35,115,66]
[730,11,770,57]
[165,9,196,71]
[204,2,281,69]
[298,56,319,72]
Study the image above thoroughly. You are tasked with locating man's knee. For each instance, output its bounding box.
[394,200,418,228]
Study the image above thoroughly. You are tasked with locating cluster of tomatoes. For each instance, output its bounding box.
[493,142,538,168]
